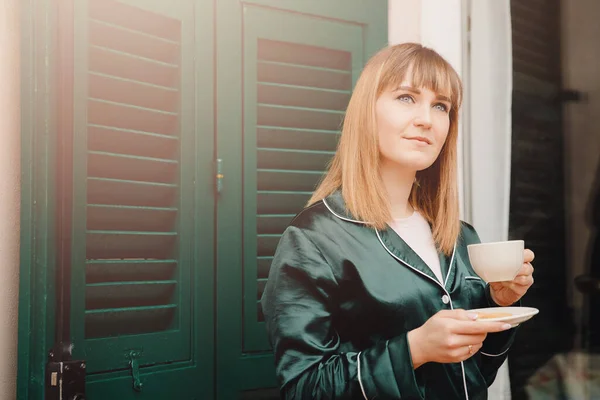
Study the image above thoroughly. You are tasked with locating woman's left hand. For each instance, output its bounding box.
[489,249,535,307]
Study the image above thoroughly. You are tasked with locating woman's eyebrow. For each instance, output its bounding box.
[397,85,451,103]
[436,94,452,103]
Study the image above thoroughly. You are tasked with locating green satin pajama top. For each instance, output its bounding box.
[261,191,519,400]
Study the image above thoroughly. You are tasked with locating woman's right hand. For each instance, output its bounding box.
[407,309,512,368]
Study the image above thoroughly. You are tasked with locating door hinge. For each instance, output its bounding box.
[127,350,143,392]
[45,347,86,400]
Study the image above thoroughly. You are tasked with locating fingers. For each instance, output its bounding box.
[524,248,535,263]
[447,340,484,362]
[439,309,512,333]
[452,319,513,335]
[519,262,534,276]
[460,342,484,361]
[514,262,534,277]
[447,332,487,348]
[438,309,514,332]
[514,273,534,287]
[513,262,534,287]
[505,282,529,297]
[435,309,474,321]
[437,308,479,321]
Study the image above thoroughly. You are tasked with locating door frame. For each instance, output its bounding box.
[17,0,59,398]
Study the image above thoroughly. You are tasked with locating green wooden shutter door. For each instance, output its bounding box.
[216,1,387,398]
[243,6,364,352]
[67,0,215,397]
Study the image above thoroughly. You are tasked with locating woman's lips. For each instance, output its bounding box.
[404,136,432,145]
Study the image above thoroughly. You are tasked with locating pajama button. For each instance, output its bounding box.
[442,295,450,304]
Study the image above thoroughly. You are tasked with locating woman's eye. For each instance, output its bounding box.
[434,103,449,112]
[397,94,414,103]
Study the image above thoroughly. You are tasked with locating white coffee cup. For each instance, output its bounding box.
[467,240,525,282]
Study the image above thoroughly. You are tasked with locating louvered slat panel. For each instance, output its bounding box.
[257,234,282,257]
[258,39,352,70]
[511,0,560,81]
[257,192,312,215]
[88,125,178,160]
[257,148,332,171]
[89,20,180,65]
[256,215,294,234]
[88,0,181,41]
[509,1,569,395]
[86,260,177,283]
[89,73,178,113]
[89,46,179,88]
[87,151,178,183]
[85,305,176,338]
[83,0,183,347]
[86,281,177,310]
[257,170,322,192]
[87,178,177,207]
[257,257,273,279]
[258,82,350,110]
[255,39,351,321]
[86,232,177,260]
[87,204,177,232]
[257,127,339,151]
[258,61,352,91]
[258,104,344,131]
[256,279,268,299]
[88,99,179,136]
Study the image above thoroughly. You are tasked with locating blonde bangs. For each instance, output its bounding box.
[379,47,462,114]
[309,43,462,255]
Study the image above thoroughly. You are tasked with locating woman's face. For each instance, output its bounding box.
[376,80,451,172]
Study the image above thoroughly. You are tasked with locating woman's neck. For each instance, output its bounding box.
[380,160,416,220]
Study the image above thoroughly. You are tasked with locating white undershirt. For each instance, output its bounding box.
[389,211,444,284]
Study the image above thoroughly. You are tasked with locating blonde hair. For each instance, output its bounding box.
[309,43,463,255]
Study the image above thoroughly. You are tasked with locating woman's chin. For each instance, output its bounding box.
[385,157,436,172]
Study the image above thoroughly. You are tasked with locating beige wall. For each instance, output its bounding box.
[561,0,600,341]
[0,0,20,398]
[388,0,468,219]
[388,0,421,44]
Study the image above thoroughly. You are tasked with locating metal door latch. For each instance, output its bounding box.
[215,158,224,194]
[45,357,86,400]
[127,350,143,392]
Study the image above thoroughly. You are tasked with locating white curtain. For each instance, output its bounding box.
[469,0,513,399]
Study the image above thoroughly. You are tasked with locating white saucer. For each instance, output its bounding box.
[467,306,539,327]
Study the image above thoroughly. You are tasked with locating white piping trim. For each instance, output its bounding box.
[324,197,457,290]
[376,230,453,293]
[481,346,511,357]
[459,361,470,400]
[375,231,469,400]
[327,198,469,399]
[357,352,369,400]
[464,276,482,280]
[322,198,366,224]
[444,242,457,288]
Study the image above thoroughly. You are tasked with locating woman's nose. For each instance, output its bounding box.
[413,106,433,129]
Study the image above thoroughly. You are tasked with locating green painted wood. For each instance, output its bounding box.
[20,0,387,398]
[80,0,215,397]
[216,0,387,397]
[19,0,216,398]
[69,0,195,376]
[242,3,365,353]
[17,0,60,398]
[215,0,245,398]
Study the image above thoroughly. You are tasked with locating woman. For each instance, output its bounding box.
[261,43,535,400]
